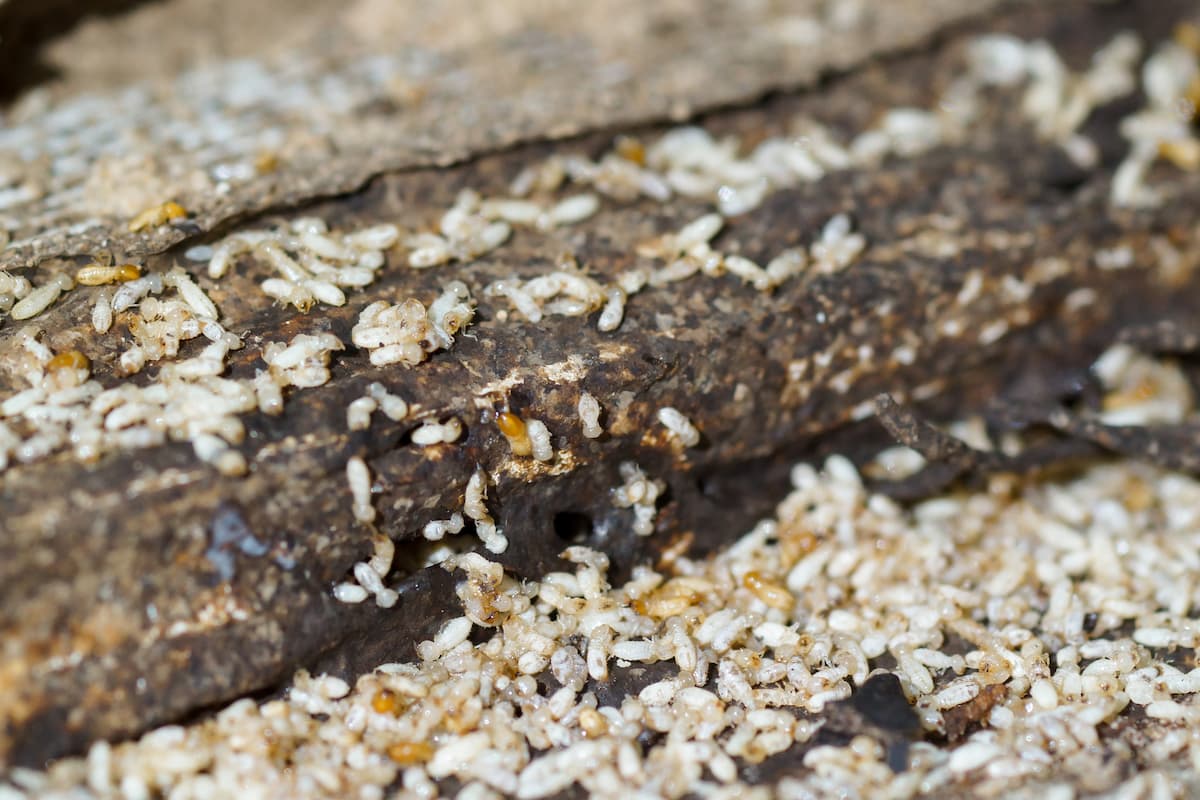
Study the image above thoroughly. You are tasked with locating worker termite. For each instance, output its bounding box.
[128,201,188,232]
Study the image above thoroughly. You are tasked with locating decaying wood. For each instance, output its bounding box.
[941,684,1009,743]
[741,673,922,783]
[0,0,1005,270]
[2,0,1199,772]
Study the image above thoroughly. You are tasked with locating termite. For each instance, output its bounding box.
[128,201,188,232]
[76,263,141,285]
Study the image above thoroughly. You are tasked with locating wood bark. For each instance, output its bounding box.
[0,0,1004,269]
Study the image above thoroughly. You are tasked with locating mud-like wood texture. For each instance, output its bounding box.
[2,0,1199,771]
[0,0,1008,269]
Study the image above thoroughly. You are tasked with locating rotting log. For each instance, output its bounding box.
[2,0,1200,770]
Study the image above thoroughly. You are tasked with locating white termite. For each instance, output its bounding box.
[10,274,72,320]
[366,383,408,420]
[411,418,463,446]
[347,397,377,431]
[166,269,219,320]
[526,419,553,462]
[92,289,114,333]
[346,456,375,524]
[657,406,701,447]
[423,513,465,541]
[597,287,625,332]
[578,392,603,439]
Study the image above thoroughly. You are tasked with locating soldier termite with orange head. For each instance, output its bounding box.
[45,350,90,373]
[496,409,534,456]
[75,263,141,286]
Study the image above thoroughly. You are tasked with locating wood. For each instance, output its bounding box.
[0,0,1003,269]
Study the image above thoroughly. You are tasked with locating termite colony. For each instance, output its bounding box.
[26,449,1200,798]
[0,26,1195,615]
[6,20,1200,800]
